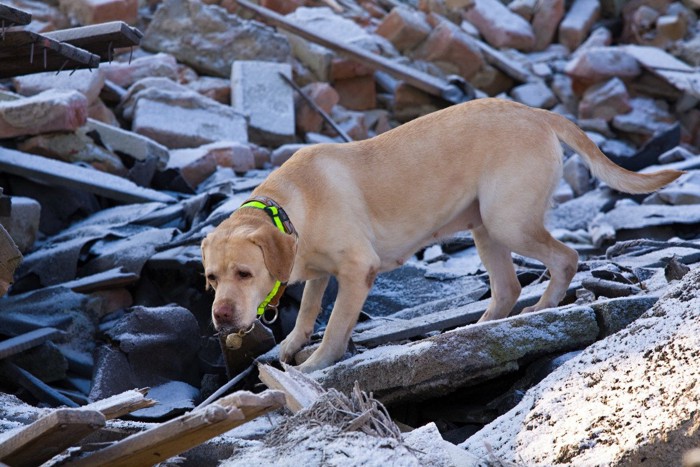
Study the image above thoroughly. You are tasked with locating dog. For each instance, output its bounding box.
[201,98,683,372]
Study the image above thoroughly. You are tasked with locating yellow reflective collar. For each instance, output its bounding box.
[239,197,296,320]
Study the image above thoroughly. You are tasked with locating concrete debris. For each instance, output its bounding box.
[2,0,700,465]
[141,0,292,77]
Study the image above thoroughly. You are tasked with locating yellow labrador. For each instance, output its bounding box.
[201,98,682,372]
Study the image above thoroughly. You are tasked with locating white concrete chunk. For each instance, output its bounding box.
[231,61,295,146]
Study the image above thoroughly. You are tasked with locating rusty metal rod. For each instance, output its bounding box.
[235,0,472,104]
[278,72,352,142]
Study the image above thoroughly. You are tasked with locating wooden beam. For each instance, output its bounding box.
[0,327,64,360]
[44,22,143,61]
[0,148,176,204]
[69,390,285,467]
[0,408,105,467]
[83,388,156,420]
[0,30,100,79]
[235,0,473,104]
[0,4,32,26]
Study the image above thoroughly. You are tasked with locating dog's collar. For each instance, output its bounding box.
[239,196,297,323]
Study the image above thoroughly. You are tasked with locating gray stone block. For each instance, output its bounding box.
[231,61,295,146]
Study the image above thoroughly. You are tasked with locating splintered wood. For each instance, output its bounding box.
[0,388,154,466]
[258,363,325,413]
[68,390,285,467]
[82,388,155,420]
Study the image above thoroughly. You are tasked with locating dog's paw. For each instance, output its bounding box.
[279,331,307,363]
[297,352,334,373]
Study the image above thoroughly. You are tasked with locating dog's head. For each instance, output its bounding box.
[201,214,296,332]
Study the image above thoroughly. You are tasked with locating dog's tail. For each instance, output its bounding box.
[546,111,684,194]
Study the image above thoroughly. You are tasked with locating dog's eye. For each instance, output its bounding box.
[206,274,217,283]
[237,270,252,280]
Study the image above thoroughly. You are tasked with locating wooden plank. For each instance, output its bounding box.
[0,148,175,204]
[69,390,285,467]
[0,223,21,296]
[258,363,325,413]
[44,22,143,61]
[0,4,32,26]
[0,327,63,360]
[0,30,100,79]
[0,408,105,467]
[236,0,473,104]
[83,388,156,420]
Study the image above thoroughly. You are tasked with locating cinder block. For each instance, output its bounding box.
[231,61,295,146]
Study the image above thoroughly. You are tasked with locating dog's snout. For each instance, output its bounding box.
[213,303,236,328]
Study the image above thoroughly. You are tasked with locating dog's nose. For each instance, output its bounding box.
[213,303,235,327]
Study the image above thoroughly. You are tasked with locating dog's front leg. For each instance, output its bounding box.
[298,260,378,372]
[280,275,330,363]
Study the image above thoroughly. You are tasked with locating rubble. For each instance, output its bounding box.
[461,267,700,466]
[0,90,87,138]
[141,0,292,77]
[2,0,700,464]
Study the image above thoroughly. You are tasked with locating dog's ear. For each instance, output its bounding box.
[201,237,212,291]
[248,224,296,282]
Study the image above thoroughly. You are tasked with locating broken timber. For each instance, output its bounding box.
[0,147,175,204]
[0,30,100,79]
[83,388,155,420]
[258,363,325,413]
[43,21,142,62]
[235,0,474,104]
[69,390,285,467]
[0,222,21,296]
[0,408,106,467]
[0,3,32,26]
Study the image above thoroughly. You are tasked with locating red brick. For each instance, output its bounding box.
[413,18,484,80]
[259,0,303,14]
[376,6,431,52]
[296,82,340,134]
[333,75,376,111]
[59,0,138,25]
[531,0,564,51]
[0,90,87,139]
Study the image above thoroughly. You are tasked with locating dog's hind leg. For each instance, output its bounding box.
[473,225,522,322]
[496,225,578,314]
[279,275,330,364]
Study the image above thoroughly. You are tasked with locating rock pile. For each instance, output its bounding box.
[2,0,700,464]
